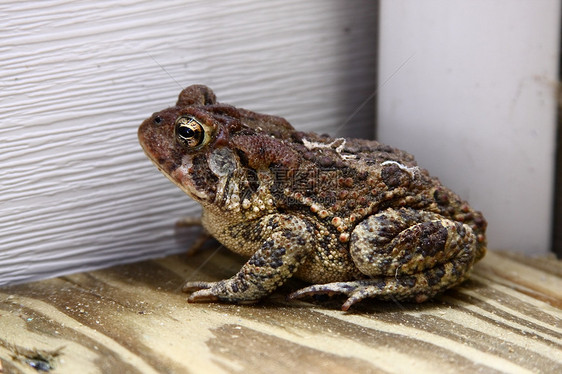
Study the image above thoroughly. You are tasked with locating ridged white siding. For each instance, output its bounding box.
[0,1,377,284]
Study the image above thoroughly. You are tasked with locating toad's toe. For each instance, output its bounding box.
[182,281,215,293]
[288,282,354,300]
[187,289,220,303]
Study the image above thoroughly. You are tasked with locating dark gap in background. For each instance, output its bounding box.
[552,6,562,258]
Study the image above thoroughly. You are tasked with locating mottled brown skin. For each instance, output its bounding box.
[138,85,487,310]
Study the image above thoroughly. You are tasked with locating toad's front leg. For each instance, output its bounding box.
[182,214,314,304]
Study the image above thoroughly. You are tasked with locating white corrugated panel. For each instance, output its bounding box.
[0,0,377,284]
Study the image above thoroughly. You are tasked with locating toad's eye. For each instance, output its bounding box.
[175,116,211,149]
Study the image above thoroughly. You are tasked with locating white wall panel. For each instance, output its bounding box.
[378,0,560,254]
[0,1,377,284]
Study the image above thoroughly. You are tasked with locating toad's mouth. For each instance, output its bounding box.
[138,135,209,202]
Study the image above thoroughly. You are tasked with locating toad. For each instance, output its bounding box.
[138,85,486,310]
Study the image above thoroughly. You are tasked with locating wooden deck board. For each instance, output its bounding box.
[1,249,561,374]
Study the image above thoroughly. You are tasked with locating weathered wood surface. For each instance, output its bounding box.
[0,249,560,374]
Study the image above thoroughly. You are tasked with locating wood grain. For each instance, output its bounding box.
[0,0,377,285]
[0,249,560,374]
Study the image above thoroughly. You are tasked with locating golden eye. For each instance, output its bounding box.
[175,116,210,149]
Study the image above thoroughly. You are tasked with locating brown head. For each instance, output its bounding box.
[138,85,298,210]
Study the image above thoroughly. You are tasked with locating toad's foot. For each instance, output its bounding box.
[182,281,219,302]
[288,280,404,311]
[175,216,212,255]
[186,230,213,255]
[183,281,260,304]
[288,253,474,311]
[175,216,203,227]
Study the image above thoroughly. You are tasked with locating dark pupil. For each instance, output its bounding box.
[178,126,195,139]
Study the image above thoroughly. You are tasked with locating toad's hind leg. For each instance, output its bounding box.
[289,208,479,310]
[289,255,474,311]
